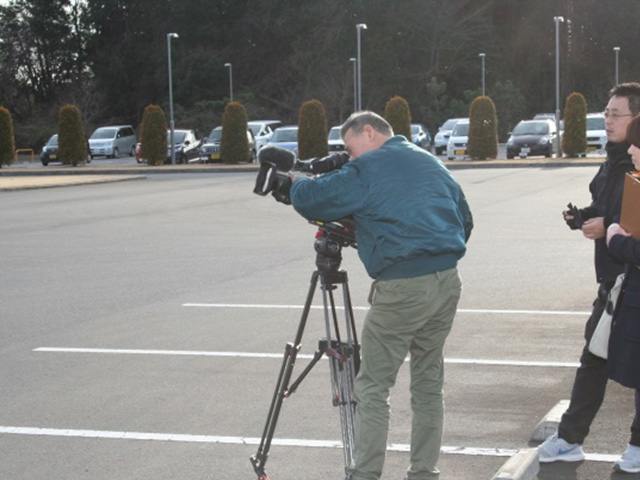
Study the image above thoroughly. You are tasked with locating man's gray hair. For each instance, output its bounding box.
[341,111,394,138]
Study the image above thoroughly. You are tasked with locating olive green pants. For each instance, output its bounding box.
[347,268,461,480]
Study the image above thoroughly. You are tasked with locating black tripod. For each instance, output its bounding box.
[251,220,360,480]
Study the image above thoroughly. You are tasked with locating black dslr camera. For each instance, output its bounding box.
[252,146,350,205]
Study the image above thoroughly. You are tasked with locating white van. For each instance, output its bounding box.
[89,125,137,159]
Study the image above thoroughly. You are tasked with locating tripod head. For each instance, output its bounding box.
[311,218,357,272]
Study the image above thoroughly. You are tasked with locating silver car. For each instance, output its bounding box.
[89,125,137,159]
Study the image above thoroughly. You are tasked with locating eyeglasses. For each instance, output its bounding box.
[602,112,634,120]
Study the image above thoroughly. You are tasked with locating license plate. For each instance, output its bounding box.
[454,149,465,156]
[520,147,530,155]
[586,146,596,152]
[209,154,220,160]
[50,154,57,159]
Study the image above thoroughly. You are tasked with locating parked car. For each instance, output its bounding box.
[248,120,282,151]
[586,112,607,154]
[40,134,59,166]
[434,118,465,155]
[328,125,345,153]
[411,123,431,150]
[166,129,202,164]
[446,119,470,160]
[506,119,557,159]
[267,125,299,157]
[40,134,91,166]
[198,126,256,163]
[88,125,137,159]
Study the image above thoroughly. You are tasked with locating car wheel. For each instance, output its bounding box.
[507,154,514,159]
[41,160,48,166]
[113,147,119,158]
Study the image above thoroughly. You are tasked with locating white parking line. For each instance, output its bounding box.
[182,303,590,316]
[0,426,619,462]
[32,347,580,368]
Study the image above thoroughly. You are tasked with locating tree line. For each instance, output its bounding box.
[1,0,639,149]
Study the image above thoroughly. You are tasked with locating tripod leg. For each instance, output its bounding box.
[250,271,321,480]
[319,272,360,476]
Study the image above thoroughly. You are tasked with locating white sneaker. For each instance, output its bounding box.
[615,444,640,473]
[538,432,585,463]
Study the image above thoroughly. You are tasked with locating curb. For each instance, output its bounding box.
[0,157,604,177]
[530,399,569,442]
[491,448,539,480]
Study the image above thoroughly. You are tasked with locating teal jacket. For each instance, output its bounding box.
[290,135,473,279]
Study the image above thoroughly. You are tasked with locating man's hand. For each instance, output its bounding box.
[581,217,605,240]
[606,222,631,246]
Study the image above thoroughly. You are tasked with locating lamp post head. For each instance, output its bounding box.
[168,33,178,39]
[553,16,564,23]
[613,46,620,52]
[356,23,367,30]
[224,63,231,68]
[479,53,486,58]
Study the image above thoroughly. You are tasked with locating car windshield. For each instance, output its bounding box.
[441,119,459,130]
[587,117,605,130]
[451,123,469,136]
[248,125,261,136]
[513,122,549,135]
[328,128,341,140]
[272,129,297,142]
[207,128,222,143]
[47,135,58,146]
[168,131,186,143]
[411,125,421,134]
[91,128,117,139]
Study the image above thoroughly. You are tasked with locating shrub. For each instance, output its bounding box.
[140,105,167,166]
[298,99,328,160]
[57,105,87,166]
[467,96,498,160]
[562,92,587,158]
[0,106,15,168]
[220,102,250,164]
[384,96,411,139]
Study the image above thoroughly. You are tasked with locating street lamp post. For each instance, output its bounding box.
[167,32,179,165]
[554,16,564,158]
[224,63,233,102]
[479,53,486,96]
[349,58,357,112]
[356,23,367,111]
[613,47,620,85]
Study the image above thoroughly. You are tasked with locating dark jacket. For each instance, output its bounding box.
[577,141,635,285]
[607,234,640,389]
[290,136,473,280]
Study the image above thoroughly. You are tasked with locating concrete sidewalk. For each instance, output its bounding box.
[0,174,147,191]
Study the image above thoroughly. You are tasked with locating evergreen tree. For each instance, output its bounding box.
[0,106,15,167]
[298,99,328,160]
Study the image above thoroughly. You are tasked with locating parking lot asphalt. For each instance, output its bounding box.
[2,162,633,480]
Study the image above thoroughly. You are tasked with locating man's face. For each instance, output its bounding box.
[604,95,634,143]
[343,125,379,159]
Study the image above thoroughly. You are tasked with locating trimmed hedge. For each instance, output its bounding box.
[467,96,498,160]
[221,102,250,164]
[562,92,587,158]
[0,106,15,168]
[140,105,167,166]
[384,96,411,139]
[57,104,87,166]
[298,99,328,160]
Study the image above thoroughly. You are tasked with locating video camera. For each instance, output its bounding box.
[252,145,350,205]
